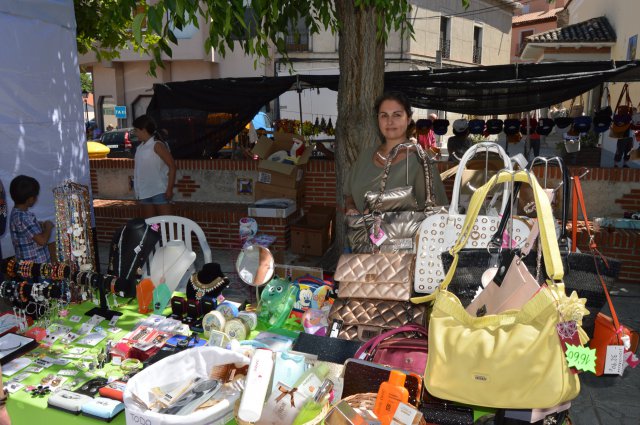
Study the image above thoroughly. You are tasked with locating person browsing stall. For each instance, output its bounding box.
[133,115,176,218]
[344,91,447,215]
[447,119,472,163]
[9,175,53,263]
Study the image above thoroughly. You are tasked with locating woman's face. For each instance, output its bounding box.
[377,99,410,142]
[134,127,151,142]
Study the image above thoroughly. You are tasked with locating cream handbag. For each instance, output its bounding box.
[413,143,530,293]
[334,253,414,301]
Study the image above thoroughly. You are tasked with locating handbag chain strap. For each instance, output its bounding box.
[372,142,436,214]
[571,175,621,332]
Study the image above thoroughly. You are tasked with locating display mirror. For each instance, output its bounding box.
[236,245,275,287]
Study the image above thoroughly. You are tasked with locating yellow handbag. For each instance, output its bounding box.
[412,170,587,409]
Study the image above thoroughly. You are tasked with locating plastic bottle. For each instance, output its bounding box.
[373,370,409,425]
[237,349,274,422]
[293,362,330,399]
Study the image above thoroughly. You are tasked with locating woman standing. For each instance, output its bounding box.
[133,115,176,218]
[344,91,447,216]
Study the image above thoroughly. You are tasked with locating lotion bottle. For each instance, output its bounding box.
[238,348,274,422]
[293,362,330,399]
[373,370,409,425]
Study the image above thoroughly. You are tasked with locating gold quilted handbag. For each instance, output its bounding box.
[334,253,414,301]
[328,298,429,341]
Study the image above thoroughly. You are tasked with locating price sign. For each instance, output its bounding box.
[565,344,596,373]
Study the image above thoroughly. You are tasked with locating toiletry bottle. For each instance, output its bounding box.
[291,378,334,425]
[373,370,409,425]
[238,348,274,422]
[293,362,330,399]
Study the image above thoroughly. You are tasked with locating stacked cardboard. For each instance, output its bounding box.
[251,133,311,206]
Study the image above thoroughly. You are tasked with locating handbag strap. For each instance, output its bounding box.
[615,83,630,112]
[372,142,436,213]
[491,156,570,251]
[354,322,428,359]
[412,170,562,304]
[571,175,621,332]
[449,142,512,215]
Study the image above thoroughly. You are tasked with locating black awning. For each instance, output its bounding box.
[147,60,640,157]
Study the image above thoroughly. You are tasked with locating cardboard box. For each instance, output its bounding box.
[252,133,312,177]
[290,206,335,257]
[257,167,304,189]
[254,182,304,203]
[274,264,323,282]
[247,200,297,218]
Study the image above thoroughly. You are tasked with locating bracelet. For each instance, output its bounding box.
[6,258,16,278]
[0,392,8,407]
[40,263,52,279]
[120,358,142,372]
[19,260,33,278]
[18,281,29,304]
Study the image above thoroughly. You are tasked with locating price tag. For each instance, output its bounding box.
[604,345,625,375]
[69,315,82,323]
[565,344,596,373]
[556,321,580,374]
[369,228,388,247]
[78,323,95,335]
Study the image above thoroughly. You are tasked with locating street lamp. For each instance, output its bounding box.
[82,90,89,125]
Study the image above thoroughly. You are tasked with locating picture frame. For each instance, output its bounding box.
[628,35,637,61]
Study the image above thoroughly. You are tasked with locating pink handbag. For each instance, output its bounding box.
[354,323,428,375]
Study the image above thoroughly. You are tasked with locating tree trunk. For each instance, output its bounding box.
[333,1,385,254]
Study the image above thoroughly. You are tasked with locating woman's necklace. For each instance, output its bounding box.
[159,245,188,285]
[375,151,388,162]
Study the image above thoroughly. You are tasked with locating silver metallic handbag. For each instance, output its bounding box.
[346,143,437,253]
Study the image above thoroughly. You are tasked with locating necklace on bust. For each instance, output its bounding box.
[190,273,227,301]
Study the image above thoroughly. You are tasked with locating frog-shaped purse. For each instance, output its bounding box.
[257,277,299,328]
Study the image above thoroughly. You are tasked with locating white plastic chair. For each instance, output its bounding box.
[144,215,212,275]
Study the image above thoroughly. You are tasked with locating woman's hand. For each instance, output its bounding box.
[0,405,10,425]
[165,187,174,201]
[345,208,360,216]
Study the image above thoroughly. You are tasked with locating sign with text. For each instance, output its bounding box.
[114,106,127,119]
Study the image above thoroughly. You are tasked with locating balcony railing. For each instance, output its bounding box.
[439,38,450,59]
[286,33,310,52]
[473,46,482,64]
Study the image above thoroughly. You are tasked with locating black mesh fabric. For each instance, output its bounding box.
[146,61,640,157]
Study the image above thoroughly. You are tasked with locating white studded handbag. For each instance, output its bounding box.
[414,142,530,294]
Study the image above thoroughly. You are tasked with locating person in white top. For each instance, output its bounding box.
[132,115,176,218]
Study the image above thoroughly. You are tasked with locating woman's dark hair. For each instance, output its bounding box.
[10,175,40,204]
[132,115,157,135]
[374,91,413,117]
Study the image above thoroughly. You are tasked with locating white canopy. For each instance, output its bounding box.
[0,0,90,257]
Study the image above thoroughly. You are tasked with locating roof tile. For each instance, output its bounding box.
[526,16,616,44]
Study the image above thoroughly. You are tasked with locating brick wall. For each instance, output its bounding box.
[91,158,640,282]
[93,200,299,253]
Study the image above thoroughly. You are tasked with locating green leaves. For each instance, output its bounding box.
[132,13,145,45]
[75,0,426,76]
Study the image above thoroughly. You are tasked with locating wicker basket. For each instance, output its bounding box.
[234,399,330,425]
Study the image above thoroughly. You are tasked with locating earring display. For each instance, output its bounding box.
[53,182,96,273]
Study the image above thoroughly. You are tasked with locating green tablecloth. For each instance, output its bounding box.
[6,299,147,425]
[5,298,301,425]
